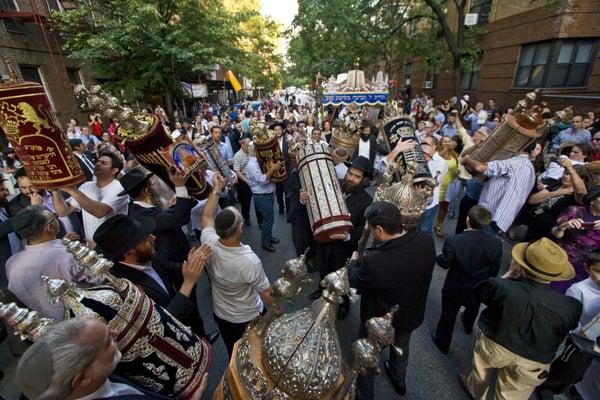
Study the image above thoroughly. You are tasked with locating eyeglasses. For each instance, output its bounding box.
[592,138,600,142]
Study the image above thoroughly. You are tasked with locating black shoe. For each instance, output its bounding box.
[309,288,322,300]
[270,237,280,244]
[206,330,220,345]
[458,373,474,400]
[431,332,449,354]
[337,303,350,320]
[262,244,276,252]
[383,360,406,396]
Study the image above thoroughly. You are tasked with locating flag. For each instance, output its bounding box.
[227,70,242,92]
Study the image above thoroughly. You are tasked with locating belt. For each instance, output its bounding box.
[253,192,274,196]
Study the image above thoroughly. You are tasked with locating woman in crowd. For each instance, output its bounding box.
[435,136,461,236]
[551,185,600,293]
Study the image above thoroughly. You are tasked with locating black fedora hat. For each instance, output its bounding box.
[118,169,153,196]
[93,214,156,260]
[344,156,374,179]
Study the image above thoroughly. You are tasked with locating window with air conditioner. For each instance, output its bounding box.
[404,63,412,85]
[469,0,492,25]
[515,39,598,88]
[67,68,82,85]
[424,65,438,89]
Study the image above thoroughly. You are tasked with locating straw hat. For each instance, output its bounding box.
[511,237,575,282]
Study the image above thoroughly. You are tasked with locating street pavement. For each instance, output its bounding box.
[0,202,516,400]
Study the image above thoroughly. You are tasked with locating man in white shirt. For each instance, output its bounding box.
[52,151,128,243]
[333,148,349,180]
[475,102,489,128]
[352,122,388,169]
[16,318,208,400]
[201,173,273,357]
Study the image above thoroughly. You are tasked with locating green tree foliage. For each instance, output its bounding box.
[286,0,439,85]
[223,0,283,92]
[51,0,276,113]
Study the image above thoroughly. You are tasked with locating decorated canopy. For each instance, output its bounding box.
[322,69,389,106]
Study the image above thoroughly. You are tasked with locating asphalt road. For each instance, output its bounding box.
[0,202,515,400]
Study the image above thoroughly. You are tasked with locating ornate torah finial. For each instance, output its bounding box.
[255,249,311,336]
[74,85,150,134]
[375,162,432,230]
[62,238,128,291]
[332,306,400,400]
[0,302,55,341]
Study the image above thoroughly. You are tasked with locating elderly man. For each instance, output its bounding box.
[201,173,272,356]
[6,206,96,320]
[52,151,128,242]
[16,318,208,400]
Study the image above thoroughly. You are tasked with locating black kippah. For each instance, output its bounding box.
[215,209,236,230]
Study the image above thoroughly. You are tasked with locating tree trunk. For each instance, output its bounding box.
[453,56,463,100]
[165,89,174,120]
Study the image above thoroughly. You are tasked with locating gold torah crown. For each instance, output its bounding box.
[250,120,273,145]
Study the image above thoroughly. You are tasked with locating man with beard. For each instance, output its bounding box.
[119,169,194,263]
[15,318,209,400]
[348,201,436,399]
[93,214,217,342]
[219,117,241,156]
[351,121,388,169]
[306,156,373,319]
[272,121,289,215]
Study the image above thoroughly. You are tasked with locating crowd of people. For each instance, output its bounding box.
[0,92,598,400]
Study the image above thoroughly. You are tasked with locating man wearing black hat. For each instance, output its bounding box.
[351,121,389,169]
[272,121,289,215]
[93,214,214,340]
[307,155,374,319]
[349,201,436,399]
[119,168,194,263]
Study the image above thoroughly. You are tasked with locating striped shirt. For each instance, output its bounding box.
[478,154,535,232]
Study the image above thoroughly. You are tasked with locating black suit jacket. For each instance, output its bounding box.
[348,231,436,333]
[286,168,310,228]
[0,214,14,289]
[351,135,389,168]
[128,197,194,263]
[437,230,503,303]
[110,261,205,337]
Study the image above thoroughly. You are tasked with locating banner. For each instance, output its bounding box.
[181,82,208,98]
[322,91,389,106]
[227,70,242,92]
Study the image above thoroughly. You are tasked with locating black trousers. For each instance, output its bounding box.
[355,328,412,399]
[537,336,594,396]
[275,182,287,211]
[213,314,251,358]
[291,224,312,257]
[236,180,252,220]
[455,194,478,234]
[433,290,480,352]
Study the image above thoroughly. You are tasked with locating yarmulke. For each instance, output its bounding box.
[15,341,53,399]
[10,209,37,234]
[215,209,236,231]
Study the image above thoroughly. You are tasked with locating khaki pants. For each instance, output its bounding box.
[466,333,550,400]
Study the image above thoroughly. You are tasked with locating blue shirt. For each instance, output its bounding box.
[552,128,592,150]
[464,113,478,134]
[246,157,275,194]
[219,138,234,161]
[440,123,457,138]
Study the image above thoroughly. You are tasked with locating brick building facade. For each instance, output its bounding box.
[407,0,600,112]
[0,0,90,128]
